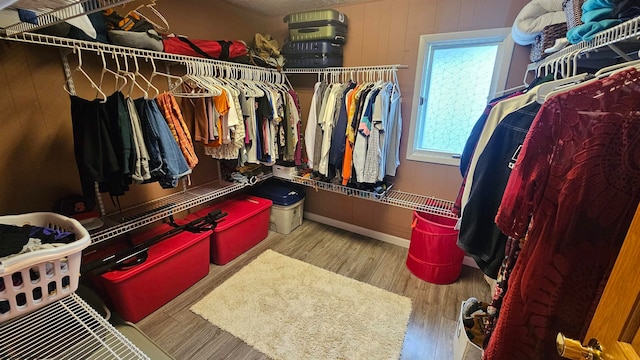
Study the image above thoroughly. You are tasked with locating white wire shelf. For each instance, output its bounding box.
[0,32,283,74]
[2,0,136,36]
[286,175,457,219]
[530,15,640,77]
[0,293,149,359]
[90,174,272,246]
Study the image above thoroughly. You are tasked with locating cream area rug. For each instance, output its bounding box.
[190,250,413,360]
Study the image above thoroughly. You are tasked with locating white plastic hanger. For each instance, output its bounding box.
[133,55,158,99]
[64,47,107,102]
[594,54,640,79]
[98,49,128,95]
[535,72,591,104]
[147,57,183,94]
[172,62,222,98]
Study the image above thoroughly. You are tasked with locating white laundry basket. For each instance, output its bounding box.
[0,212,90,323]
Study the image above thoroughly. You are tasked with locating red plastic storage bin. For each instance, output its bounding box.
[188,195,272,265]
[98,224,211,322]
[406,211,464,285]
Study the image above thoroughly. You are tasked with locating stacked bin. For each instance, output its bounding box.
[282,9,348,68]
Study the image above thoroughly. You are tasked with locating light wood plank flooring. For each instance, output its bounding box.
[135,220,491,360]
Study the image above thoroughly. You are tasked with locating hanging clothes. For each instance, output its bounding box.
[305,81,323,169]
[306,75,402,190]
[457,100,542,278]
[127,96,151,183]
[135,98,191,189]
[484,68,640,360]
[70,95,120,209]
[156,92,198,169]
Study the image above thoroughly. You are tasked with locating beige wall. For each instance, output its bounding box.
[0,0,531,239]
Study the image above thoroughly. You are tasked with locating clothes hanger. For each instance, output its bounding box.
[98,49,128,95]
[133,55,158,99]
[535,71,592,104]
[124,55,150,99]
[147,57,183,94]
[114,51,134,96]
[593,50,640,79]
[172,62,221,98]
[63,47,107,102]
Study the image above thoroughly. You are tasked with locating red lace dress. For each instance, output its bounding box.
[484,69,640,360]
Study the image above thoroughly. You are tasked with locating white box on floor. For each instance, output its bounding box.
[270,199,304,234]
[453,301,483,360]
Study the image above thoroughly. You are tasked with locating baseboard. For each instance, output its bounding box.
[303,212,478,269]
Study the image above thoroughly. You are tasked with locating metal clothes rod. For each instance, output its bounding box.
[283,64,408,74]
[2,0,137,36]
[1,32,282,75]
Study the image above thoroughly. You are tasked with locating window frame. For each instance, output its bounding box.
[406,28,515,166]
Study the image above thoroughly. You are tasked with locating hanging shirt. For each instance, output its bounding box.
[485,69,640,360]
[457,101,541,279]
[362,88,383,183]
[127,97,150,183]
[458,89,539,218]
[377,82,393,182]
[313,83,333,171]
[305,82,322,168]
[385,85,402,177]
[246,97,259,164]
[353,88,377,182]
[156,92,198,169]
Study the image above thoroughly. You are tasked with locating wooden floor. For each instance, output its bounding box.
[135,220,491,360]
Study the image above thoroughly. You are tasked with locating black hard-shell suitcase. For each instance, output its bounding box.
[285,54,343,68]
[282,40,343,57]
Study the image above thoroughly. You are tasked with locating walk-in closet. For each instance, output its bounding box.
[1,0,640,359]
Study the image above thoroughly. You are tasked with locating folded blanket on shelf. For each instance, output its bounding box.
[512,0,566,45]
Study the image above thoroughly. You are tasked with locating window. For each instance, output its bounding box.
[407,28,514,166]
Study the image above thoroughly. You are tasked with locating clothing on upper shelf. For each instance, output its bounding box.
[614,0,640,21]
[305,78,402,186]
[566,0,621,43]
[482,68,640,360]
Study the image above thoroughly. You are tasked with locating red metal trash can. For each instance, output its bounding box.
[406,211,464,284]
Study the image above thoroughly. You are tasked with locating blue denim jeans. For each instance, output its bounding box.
[136,98,191,188]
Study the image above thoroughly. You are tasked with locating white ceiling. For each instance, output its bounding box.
[223,0,376,17]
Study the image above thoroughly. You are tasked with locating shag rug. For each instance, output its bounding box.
[190,250,413,360]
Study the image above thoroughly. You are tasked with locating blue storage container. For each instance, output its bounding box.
[250,180,306,234]
[251,180,305,206]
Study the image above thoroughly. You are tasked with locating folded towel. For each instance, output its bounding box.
[582,0,616,12]
[567,18,622,43]
[582,7,616,22]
